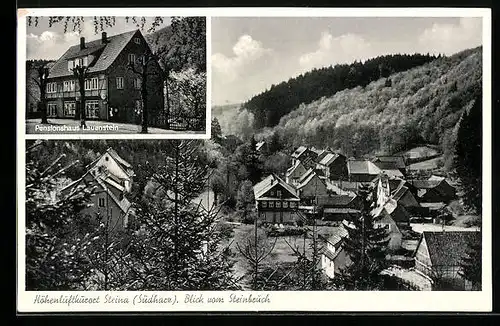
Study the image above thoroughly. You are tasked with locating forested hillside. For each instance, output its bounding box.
[268,47,482,164]
[243,53,438,129]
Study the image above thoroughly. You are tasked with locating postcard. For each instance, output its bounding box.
[16,7,492,313]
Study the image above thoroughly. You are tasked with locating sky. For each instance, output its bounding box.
[26,16,172,60]
[211,17,483,106]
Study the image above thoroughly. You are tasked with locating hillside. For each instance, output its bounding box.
[243,53,438,129]
[144,25,173,53]
[256,47,482,164]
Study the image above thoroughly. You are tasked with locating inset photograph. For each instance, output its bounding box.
[24,16,207,135]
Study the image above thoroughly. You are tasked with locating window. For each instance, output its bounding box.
[47,103,57,117]
[67,60,74,71]
[269,202,275,208]
[86,100,100,118]
[270,190,275,197]
[276,201,282,208]
[64,101,76,117]
[133,78,142,89]
[134,37,141,44]
[277,190,282,198]
[46,82,57,93]
[83,56,88,67]
[85,77,99,90]
[262,202,268,208]
[98,197,105,207]
[116,77,124,89]
[128,53,136,65]
[74,57,83,68]
[283,201,288,208]
[290,202,297,208]
[63,80,76,92]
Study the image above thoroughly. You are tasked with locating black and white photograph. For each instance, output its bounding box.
[211,16,485,291]
[24,15,207,135]
[17,8,492,313]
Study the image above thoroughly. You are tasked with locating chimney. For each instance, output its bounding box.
[101,32,108,44]
[80,37,85,50]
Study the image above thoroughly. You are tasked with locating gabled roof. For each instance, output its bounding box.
[106,148,132,169]
[372,198,410,223]
[321,226,349,248]
[408,179,443,189]
[380,169,404,178]
[347,160,382,175]
[286,160,305,176]
[254,174,299,200]
[372,156,406,169]
[48,29,139,78]
[318,195,357,207]
[296,169,325,190]
[319,153,341,167]
[291,146,308,158]
[419,231,480,266]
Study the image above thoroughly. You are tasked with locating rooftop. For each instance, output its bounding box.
[421,231,481,266]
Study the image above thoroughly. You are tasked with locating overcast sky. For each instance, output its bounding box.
[211,17,483,106]
[26,16,172,60]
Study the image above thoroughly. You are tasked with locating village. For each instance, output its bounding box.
[59,140,480,291]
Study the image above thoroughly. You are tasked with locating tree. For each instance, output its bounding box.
[25,140,95,290]
[459,235,482,290]
[332,184,390,290]
[128,50,164,134]
[454,95,482,215]
[72,65,89,128]
[32,66,50,124]
[126,140,236,290]
[211,118,223,144]
[236,180,256,224]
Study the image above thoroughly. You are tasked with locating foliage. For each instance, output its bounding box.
[25,141,94,290]
[211,118,223,144]
[453,94,482,215]
[236,180,256,223]
[458,234,482,290]
[126,140,236,290]
[244,53,438,129]
[332,184,390,290]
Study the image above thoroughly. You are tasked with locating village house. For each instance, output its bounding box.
[60,148,134,233]
[414,231,481,290]
[347,160,382,183]
[285,160,308,186]
[372,155,407,177]
[407,175,457,203]
[44,29,164,124]
[320,226,350,279]
[295,168,329,205]
[253,174,301,224]
[371,200,407,250]
[290,146,318,167]
[375,175,421,215]
[314,195,361,221]
[316,152,348,181]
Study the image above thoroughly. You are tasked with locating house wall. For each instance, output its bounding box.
[298,176,328,200]
[45,73,108,120]
[258,209,298,224]
[78,187,128,233]
[93,153,131,189]
[376,214,403,250]
[286,163,307,185]
[321,246,351,279]
[414,237,433,276]
[321,254,335,279]
[329,157,348,181]
[106,32,164,125]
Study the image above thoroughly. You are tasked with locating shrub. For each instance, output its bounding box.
[266,225,306,237]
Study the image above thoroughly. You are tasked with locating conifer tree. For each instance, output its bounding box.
[332,184,390,290]
[126,140,236,290]
[459,234,482,290]
[454,95,482,215]
[25,140,94,290]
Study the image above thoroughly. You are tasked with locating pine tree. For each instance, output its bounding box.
[236,179,256,224]
[25,140,95,290]
[332,184,390,290]
[126,140,236,290]
[211,118,223,144]
[459,235,482,290]
[454,95,482,215]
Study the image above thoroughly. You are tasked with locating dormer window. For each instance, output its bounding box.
[134,37,141,45]
[67,60,74,71]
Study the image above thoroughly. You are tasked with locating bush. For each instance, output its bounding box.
[266,225,306,237]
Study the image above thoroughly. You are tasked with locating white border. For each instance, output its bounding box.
[18,11,210,140]
[17,7,492,313]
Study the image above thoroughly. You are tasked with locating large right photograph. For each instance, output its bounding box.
[210,16,484,291]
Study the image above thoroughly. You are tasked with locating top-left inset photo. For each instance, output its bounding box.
[20,13,208,137]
